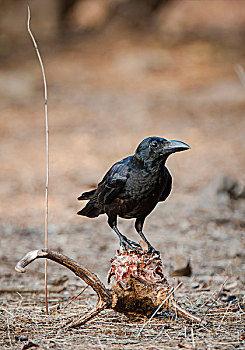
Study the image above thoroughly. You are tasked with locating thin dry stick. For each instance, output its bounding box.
[62,285,89,310]
[137,282,182,337]
[201,277,228,325]
[1,308,14,317]
[27,5,49,315]
[7,318,12,347]
[217,301,232,330]
[191,327,195,349]
[200,277,228,308]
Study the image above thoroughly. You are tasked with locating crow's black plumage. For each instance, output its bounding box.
[77,136,190,254]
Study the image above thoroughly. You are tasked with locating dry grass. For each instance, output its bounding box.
[1,220,244,349]
[0,277,244,349]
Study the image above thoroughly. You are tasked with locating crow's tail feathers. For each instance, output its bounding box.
[77,189,96,200]
[77,202,102,218]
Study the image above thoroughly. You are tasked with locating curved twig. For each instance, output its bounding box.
[171,300,202,323]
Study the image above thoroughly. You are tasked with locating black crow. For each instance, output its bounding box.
[77,136,190,255]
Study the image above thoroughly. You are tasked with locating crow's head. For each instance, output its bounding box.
[135,136,190,164]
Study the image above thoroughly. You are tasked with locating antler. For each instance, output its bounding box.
[16,249,113,307]
[16,248,203,328]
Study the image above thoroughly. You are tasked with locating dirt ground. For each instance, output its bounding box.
[0,23,245,349]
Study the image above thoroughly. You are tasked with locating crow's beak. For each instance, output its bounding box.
[164,140,190,154]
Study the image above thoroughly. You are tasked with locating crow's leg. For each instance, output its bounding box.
[108,216,140,252]
[135,218,160,256]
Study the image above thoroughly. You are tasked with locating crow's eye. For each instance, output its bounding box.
[151,141,158,148]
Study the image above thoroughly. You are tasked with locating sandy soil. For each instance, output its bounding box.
[0,29,244,349]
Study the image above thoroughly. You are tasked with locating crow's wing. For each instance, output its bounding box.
[159,167,172,202]
[77,158,130,217]
[97,157,130,204]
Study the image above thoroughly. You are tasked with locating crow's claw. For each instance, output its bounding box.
[120,236,140,254]
[126,238,141,248]
[148,246,160,257]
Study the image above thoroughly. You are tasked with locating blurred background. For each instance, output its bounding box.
[1,0,245,279]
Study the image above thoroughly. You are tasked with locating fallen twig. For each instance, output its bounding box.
[62,285,89,310]
[137,282,183,337]
[217,301,232,330]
